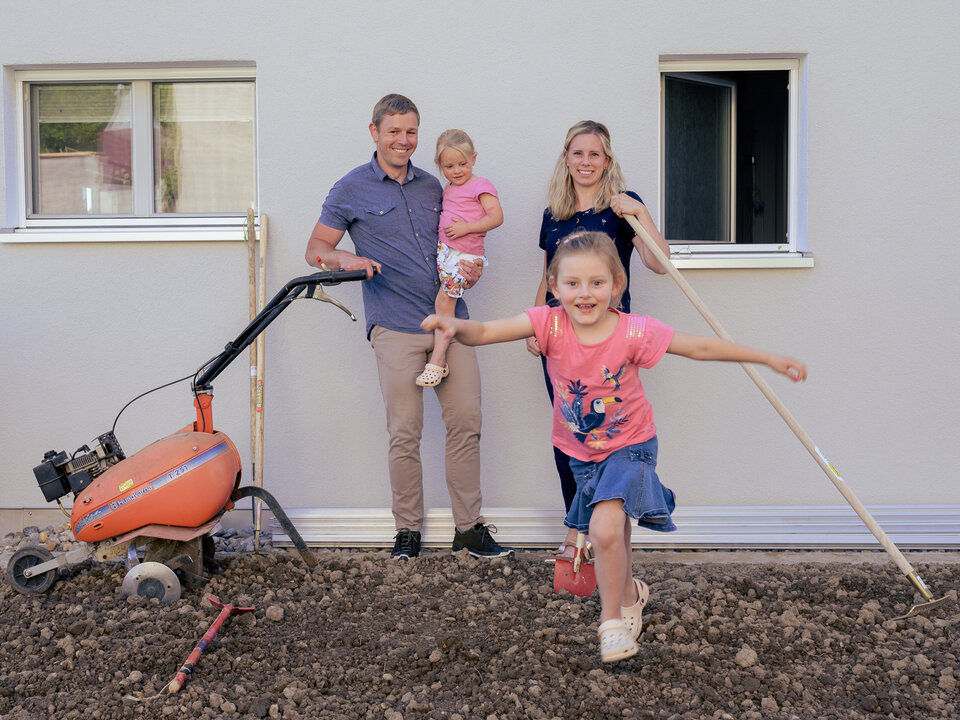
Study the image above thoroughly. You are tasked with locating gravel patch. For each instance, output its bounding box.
[2,525,958,719]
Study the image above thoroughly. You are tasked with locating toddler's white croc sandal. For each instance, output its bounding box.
[415,363,449,387]
[597,619,639,663]
[621,578,650,640]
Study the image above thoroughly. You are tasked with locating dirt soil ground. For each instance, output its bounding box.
[2,536,959,720]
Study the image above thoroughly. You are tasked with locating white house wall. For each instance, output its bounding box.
[2,1,959,543]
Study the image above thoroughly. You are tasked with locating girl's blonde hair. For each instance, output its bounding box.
[435,128,476,168]
[547,231,627,307]
[546,120,627,221]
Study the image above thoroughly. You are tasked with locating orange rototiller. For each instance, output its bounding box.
[7,269,366,602]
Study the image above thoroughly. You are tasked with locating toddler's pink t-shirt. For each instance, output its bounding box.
[526,305,674,462]
[438,177,498,256]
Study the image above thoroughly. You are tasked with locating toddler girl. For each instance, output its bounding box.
[421,231,806,662]
[416,129,503,387]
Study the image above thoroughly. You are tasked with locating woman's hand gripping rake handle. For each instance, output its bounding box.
[623,214,949,619]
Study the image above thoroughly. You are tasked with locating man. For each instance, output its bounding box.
[305,94,511,560]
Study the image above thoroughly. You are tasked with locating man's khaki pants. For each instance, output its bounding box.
[370,326,485,533]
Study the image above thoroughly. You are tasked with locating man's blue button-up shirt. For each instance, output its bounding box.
[319,154,468,337]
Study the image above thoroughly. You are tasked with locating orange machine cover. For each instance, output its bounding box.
[71,430,241,543]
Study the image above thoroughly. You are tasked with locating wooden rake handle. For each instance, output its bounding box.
[623,214,933,600]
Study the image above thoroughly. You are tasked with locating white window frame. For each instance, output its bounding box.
[660,56,811,269]
[5,65,256,244]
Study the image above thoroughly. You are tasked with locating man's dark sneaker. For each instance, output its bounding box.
[452,523,513,558]
[391,528,421,560]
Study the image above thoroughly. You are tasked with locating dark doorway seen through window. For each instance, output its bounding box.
[663,70,788,246]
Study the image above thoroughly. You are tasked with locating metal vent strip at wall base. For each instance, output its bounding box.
[271,505,960,550]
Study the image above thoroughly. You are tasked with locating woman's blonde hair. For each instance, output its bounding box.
[435,128,476,168]
[547,231,627,307]
[546,120,627,221]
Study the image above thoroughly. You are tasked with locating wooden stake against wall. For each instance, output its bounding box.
[245,208,258,517]
[253,214,268,550]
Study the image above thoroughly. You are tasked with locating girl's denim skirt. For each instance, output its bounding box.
[564,436,677,533]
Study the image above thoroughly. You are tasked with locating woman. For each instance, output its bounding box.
[526,120,671,559]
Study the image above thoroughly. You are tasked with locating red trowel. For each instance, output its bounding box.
[552,532,596,597]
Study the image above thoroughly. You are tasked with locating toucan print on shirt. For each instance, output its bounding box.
[556,376,628,450]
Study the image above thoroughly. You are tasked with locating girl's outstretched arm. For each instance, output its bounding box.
[422,312,534,347]
[667,332,807,382]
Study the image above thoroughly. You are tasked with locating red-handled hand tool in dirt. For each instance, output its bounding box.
[553,532,597,597]
[624,213,952,620]
[168,595,255,694]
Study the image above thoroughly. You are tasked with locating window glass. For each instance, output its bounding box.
[664,74,733,243]
[153,81,256,214]
[31,83,133,215]
[661,62,795,254]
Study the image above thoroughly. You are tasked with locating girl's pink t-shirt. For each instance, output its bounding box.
[526,305,674,462]
[438,176,498,256]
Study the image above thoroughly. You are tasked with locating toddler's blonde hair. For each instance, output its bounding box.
[435,129,476,168]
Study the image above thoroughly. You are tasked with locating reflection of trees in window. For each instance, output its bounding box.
[153,84,182,212]
[39,119,105,153]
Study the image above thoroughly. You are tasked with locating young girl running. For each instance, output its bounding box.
[416,129,504,387]
[531,121,671,561]
[422,231,806,663]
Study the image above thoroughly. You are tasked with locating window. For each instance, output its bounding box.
[660,57,809,267]
[10,66,256,242]
[31,83,134,215]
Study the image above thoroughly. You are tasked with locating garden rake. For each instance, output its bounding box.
[624,214,951,620]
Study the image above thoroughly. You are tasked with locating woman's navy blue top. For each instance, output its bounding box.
[538,191,643,312]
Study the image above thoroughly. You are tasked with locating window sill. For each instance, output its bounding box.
[670,252,814,269]
[0,225,250,244]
